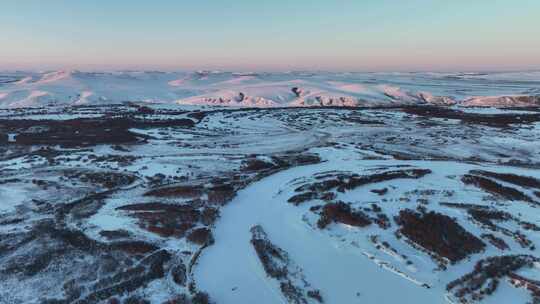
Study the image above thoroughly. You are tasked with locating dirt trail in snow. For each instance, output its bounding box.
[193,159,446,304]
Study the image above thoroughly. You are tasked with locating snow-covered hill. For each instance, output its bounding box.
[0,70,539,108]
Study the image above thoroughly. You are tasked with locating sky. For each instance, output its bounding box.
[1,0,540,72]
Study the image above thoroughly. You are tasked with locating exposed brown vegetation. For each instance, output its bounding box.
[171,263,187,287]
[395,210,485,263]
[250,226,289,279]
[280,281,308,304]
[442,203,537,250]
[143,185,204,198]
[206,183,236,205]
[447,255,540,303]
[0,115,196,147]
[242,159,275,172]
[470,170,540,189]
[64,171,137,189]
[370,188,388,195]
[307,290,324,303]
[481,234,509,251]
[99,230,131,240]
[117,203,202,238]
[402,106,540,128]
[317,202,372,229]
[76,250,172,304]
[109,241,159,255]
[0,218,176,304]
[250,225,323,304]
[289,169,430,205]
[462,174,533,202]
[187,228,214,245]
[288,191,335,205]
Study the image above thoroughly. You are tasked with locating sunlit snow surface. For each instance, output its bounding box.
[0,70,539,108]
[0,101,540,304]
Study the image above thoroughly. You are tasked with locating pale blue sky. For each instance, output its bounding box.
[1,0,539,71]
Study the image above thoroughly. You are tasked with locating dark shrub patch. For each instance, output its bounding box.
[143,185,203,198]
[288,192,318,205]
[462,174,533,202]
[470,170,540,189]
[296,169,430,195]
[206,184,236,205]
[66,171,136,189]
[171,263,187,286]
[481,234,509,251]
[123,296,150,304]
[317,202,372,229]
[280,281,306,304]
[467,208,512,227]
[250,225,289,279]
[99,230,131,240]
[443,203,537,250]
[164,295,190,304]
[341,169,431,192]
[201,207,219,226]
[292,154,322,166]
[136,106,155,115]
[109,241,159,255]
[447,255,540,303]
[307,290,324,303]
[395,210,485,263]
[242,159,275,172]
[187,111,207,121]
[117,203,201,238]
[76,250,172,303]
[370,188,388,195]
[192,292,211,304]
[402,106,540,128]
[187,228,213,245]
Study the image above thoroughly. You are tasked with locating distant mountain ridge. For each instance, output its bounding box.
[0,70,539,108]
